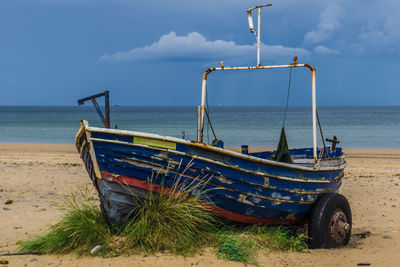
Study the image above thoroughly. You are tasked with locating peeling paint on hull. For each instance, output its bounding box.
[76,121,346,226]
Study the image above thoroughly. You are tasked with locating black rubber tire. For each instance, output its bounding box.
[308,193,352,249]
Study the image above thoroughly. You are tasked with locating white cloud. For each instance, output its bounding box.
[313,46,340,55]
[357,14,400,52]
[304,3,343,44]
[100,31,309,63]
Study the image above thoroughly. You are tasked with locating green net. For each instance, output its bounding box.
[269,127,293,164]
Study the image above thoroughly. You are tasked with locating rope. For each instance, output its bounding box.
[205,86,217,143]
[316,109,329,158]
[282,67,292,128]
[205,108,217,141]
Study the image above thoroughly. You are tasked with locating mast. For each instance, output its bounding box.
[247,4,272,66]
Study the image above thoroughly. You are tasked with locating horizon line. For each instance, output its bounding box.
[0,104,399,108]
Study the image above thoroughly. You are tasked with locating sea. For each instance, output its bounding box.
[0,106,399,149]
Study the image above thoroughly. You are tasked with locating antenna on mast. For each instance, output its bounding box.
[246,4,272,66]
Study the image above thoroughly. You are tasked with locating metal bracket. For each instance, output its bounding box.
[78,90,110,128]
[326,136,340,151]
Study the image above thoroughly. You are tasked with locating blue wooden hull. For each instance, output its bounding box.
[76,121,347,226]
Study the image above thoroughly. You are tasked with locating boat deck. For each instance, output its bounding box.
[226,146,345,168]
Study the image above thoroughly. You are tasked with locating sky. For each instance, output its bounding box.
[0,0,399,106]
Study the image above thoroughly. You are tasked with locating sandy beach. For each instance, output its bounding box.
[1,144,400,266]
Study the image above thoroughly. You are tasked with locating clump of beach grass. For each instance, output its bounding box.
[214,224,307,265]
[246,224,307,251]
[17,169,307,264]
[18,179,218,256]
[120,179,218,255]
[216,229,258,265]
[18,189,111,255]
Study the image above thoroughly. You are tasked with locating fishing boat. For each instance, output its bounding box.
[76,4,351,249]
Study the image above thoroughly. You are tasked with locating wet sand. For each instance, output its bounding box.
[1,144,399,266]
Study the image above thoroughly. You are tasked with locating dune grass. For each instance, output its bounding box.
[247,224,307,252]
[18,178,307,265]
[216,229,258,265]
[121,182,218,255]
[18,190,111,255]
[214,225,306,265]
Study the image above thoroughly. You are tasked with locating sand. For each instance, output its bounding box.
[1,144,400,266]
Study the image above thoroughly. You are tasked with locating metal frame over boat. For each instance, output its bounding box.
[76,4,352,249]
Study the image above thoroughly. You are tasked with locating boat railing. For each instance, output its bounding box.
[197,61,318,166]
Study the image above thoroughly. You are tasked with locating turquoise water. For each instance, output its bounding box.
[0,106,399,148]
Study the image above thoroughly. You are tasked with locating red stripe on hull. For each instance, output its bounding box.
[100,171,301,225]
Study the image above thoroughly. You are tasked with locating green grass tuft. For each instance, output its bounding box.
[247,225,307,251]
[19,190,111,255]
[216,229,258,266]
[121,177,218,255]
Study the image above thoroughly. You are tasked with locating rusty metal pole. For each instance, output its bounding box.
[312,68,317,165]
[104,90,110,128]
[199,72,208,143]
[197,106,201,142]
[197,63,316,144]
